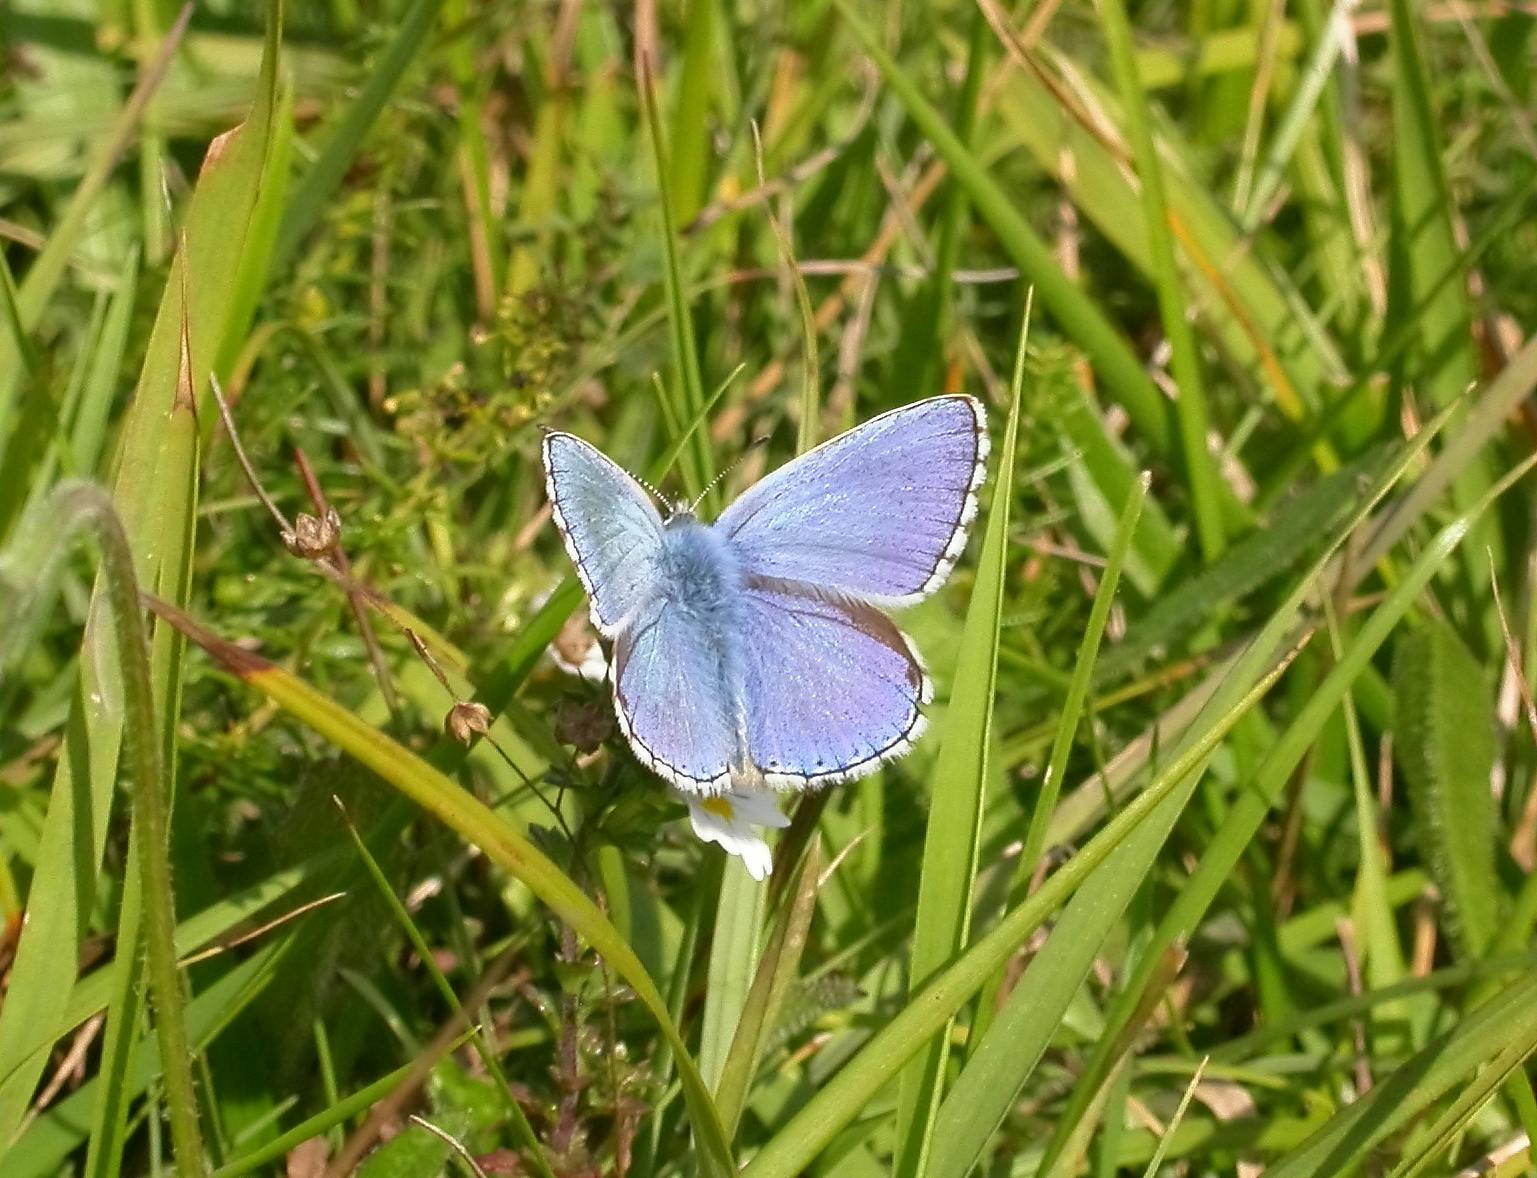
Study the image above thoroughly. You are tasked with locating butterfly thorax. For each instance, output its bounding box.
[656,513,743,622]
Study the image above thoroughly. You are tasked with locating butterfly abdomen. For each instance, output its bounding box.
[654,516,759,787]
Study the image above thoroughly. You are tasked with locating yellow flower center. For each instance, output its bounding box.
[702,796,736,821]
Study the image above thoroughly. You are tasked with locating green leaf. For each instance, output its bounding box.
[0,4,286,1144]
[972,468,1148,1047]
[1392,622,1500,957]
[740,634,1298,1178]
[272,0,445,267]
[1099,449,1390,681]
[714,839,823,1138]
[6,937,287,1177]
[892,312,1025,1177]
[1036,431,1510,1173]
[919,406,1494,1178]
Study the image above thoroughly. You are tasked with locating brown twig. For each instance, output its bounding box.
[407,1115,489,1178]
[1489,549,1537,868]
[179,893,348,966]
[1335,915,1373,1094]
[292,447,402,720]
[209,372,291,536]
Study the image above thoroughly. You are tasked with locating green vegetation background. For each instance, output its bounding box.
[2,1,1537,1175]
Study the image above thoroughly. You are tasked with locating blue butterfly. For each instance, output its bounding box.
[542,395,989,794]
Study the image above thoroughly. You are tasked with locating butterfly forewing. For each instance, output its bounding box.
[715,395,988,605]
[543,432,665,637]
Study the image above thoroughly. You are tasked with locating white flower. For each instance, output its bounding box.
[680,789,791,882]
[546,609,609,682]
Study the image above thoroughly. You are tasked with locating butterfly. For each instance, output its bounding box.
[542,395,989,795]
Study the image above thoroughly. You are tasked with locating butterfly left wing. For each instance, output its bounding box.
[543,432,665,637]
[715,395,987,605]
[612,595,740,793]
[736,581,930,788]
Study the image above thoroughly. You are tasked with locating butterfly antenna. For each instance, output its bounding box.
[631,470,671,511]
[688,436,769,515]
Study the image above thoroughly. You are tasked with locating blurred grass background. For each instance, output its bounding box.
[3,0,1537,1174]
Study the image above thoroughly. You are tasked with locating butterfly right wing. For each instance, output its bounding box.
[543,432,665,637]
[715,396,987,605]
[737,580,931,788]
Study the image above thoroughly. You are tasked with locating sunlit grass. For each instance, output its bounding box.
[2,2,1537,1176]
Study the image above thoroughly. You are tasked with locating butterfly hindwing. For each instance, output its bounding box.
[543,432,664,637]
[737,580,930,788]
[611,594,739,793]
[715,395,988,605]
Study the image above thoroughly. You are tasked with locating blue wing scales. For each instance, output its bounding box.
[737,580,929,788]
[715,396,988,604]
[543,432,664,636]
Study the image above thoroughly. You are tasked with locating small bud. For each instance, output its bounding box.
[282,508,342,559]
[554,695,614,753]
[445,700,492,744]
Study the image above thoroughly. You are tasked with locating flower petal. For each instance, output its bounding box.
[739,838,773,881]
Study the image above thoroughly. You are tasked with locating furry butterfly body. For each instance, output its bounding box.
[543,395,988,795]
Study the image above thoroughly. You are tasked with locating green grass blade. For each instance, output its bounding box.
[1383,0,1494,587]
[971,468,1148,1044]
[833,0,1173,458]
[207,1023,475,1178]
[740,642,1300,1178]
[1038,450,1535,1172]
[1096,0,1226,560]
[891,6,988,400]
[639,54,713,504]
[0,482,203,1173]
[336,807,556,1178]
[70,254,138,477]
[1240,0,1354,228]
[1020,470,1146,881]
[6,942,286,1178]
[699,861,766,1094]
[926,410,1502,1178]
[1360,337,1537,569]
[714,839,823,1138]
[931,736,1222,1178]
[147,599,737,1178]
[1056,376,1181,595]
[1392,622,1500,958]
[1389,1031,1537,1178]
[993,54,1347,424]
[1385,0,1479,415]
[0,4,284,1141]
[891,309,1026,1177]
[272,0,444,267]
[210,1046,459,1178]
[1264,973,1537,1178]
[0,3,192,417]
[1097,450,1387,682]
[667,0,717,227]
[755,376,1445,1175]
